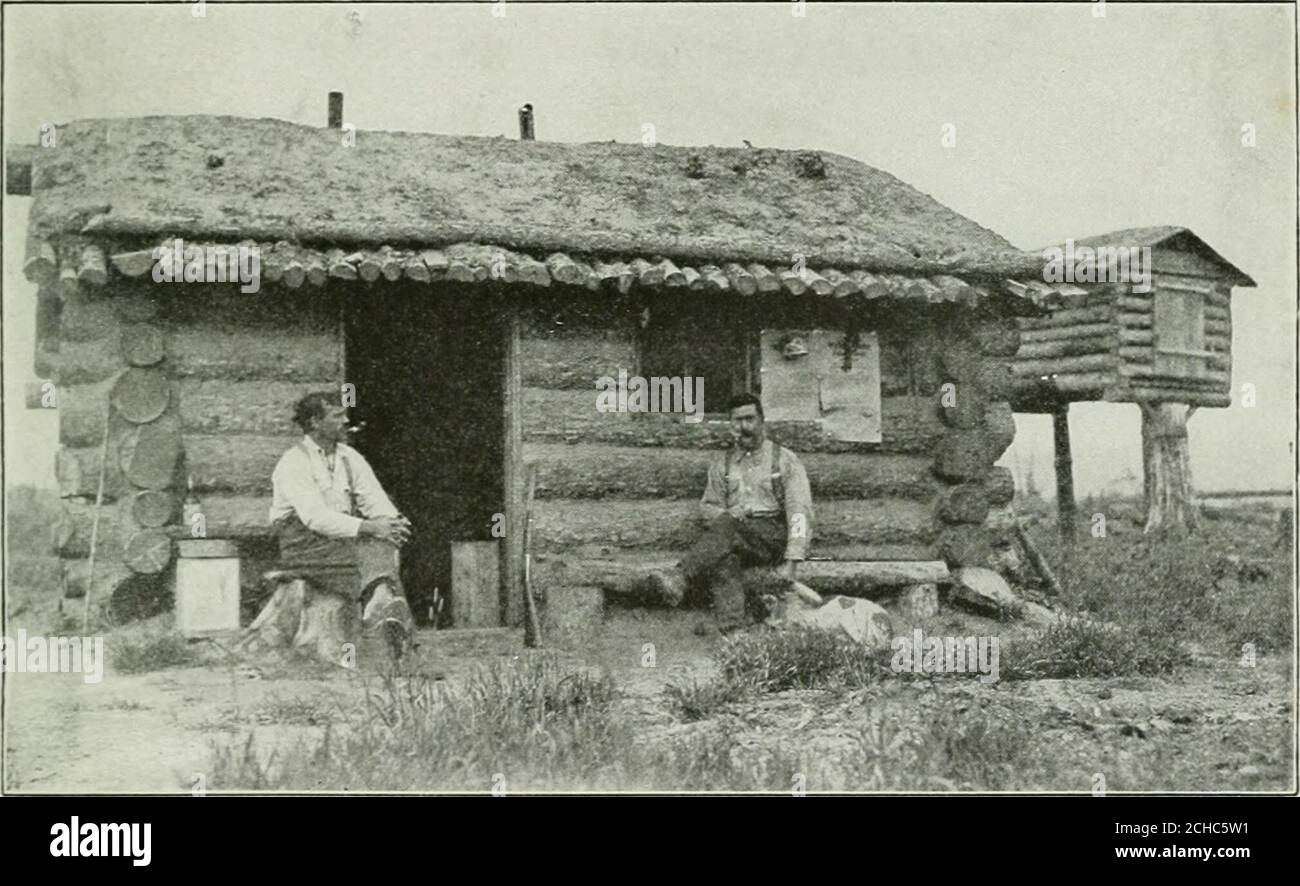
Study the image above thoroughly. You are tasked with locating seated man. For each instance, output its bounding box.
[269,391,416,654]
[651,393,814,631]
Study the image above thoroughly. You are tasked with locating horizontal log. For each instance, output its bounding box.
[1118,313,1152,329]
[166,326,339,381]
[1016,335,1115,360]
[1017,322,1114,344]
[1204,305,1230,322]
[186,435,294,493]
[519,335,636,390]
[1012,371,1113,396]
[1119,365,1229,384]
[524,443,941,500]
[1205,318,1230,336]
[178,379,339,437]
[58,434,294,497]
[1014,305,1111,329]
[531,499,935,552]
[1013,353,1116,377]
[1119,328,1152,345]
[522,388,944,454]
[1119,348,1231,370]
[1118,296,1153,312]
[51,325,343,385]
[544,556,949,600]
[55,494,273,557]
[1125,388,1232,407]
[58,378,335,445]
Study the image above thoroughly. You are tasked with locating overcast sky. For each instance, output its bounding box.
[3,2,1295,497]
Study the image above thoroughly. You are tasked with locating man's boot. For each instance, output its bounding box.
[362,579,415,660]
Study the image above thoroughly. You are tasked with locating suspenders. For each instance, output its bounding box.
[724,442,786,513]
[298,440,359,516]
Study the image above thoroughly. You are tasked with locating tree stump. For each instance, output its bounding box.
[238,577,361,666]
[1140,402,1199,535]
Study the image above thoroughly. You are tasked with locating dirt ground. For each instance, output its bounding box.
[3,604,1294,793]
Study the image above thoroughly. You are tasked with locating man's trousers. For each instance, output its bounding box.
[274,513,403,603]
[678,514,787,627]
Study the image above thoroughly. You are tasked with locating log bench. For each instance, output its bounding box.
[535,555,951,620]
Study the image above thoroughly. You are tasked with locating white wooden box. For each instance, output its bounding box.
[174,555,241,637]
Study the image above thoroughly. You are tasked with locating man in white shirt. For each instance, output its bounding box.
[269,391,415,655]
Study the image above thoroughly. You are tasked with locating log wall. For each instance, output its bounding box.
[49,276,343,609]
[1011,286,1122,404]
[523,294,1022,605]
[46,268,1023,617]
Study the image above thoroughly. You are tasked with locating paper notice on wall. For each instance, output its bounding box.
[759,328,881,441]
[759,329,821,422]
[818,330,881,443]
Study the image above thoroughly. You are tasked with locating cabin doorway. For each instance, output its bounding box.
[344,285,507,626]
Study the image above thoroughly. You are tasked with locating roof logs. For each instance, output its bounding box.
[19,237,1057,311]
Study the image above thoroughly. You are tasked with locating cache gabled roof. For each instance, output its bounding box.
[1043,227,1255,287]
[21,115,1047,278]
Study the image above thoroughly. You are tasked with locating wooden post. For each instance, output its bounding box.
[501,303,525,628]
[328,92,344,129]
[1052,402,1076,544]
[518,103,535,141]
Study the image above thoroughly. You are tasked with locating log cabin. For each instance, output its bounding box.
[1006,228,1255,536]
[9,109,1109,631]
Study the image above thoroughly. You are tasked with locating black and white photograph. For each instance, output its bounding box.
[1,0,1295,808]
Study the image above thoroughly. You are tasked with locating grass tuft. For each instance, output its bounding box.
[110,632,200,674]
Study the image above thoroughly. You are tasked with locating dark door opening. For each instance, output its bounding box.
[344,285,506,626]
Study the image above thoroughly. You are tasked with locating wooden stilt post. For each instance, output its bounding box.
[328,92,344,129]
[518,103,535,141]
[1052,402,1077,544]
